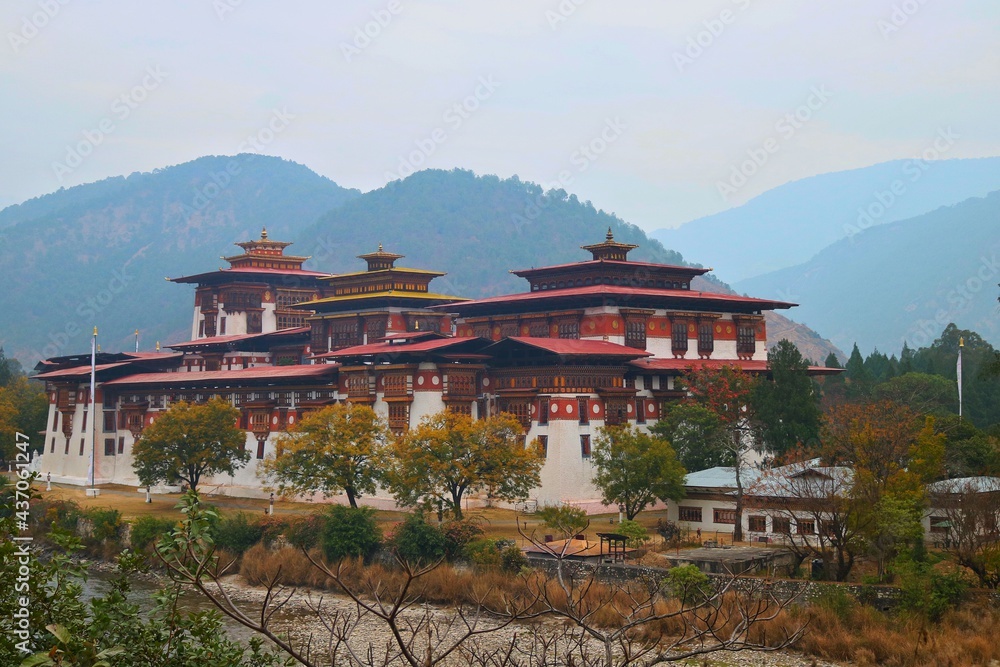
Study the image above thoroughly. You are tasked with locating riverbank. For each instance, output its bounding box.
[84,556,842,667]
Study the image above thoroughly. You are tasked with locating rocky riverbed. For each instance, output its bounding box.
[206,574,845,667]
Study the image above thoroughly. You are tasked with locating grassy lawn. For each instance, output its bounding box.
[11,474,681,542]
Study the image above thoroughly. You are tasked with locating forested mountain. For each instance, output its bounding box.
[0,155,361,362]
[652,157,1000,283]
[0,159,841,366]
[293,169,842,362]
[736,190,1000,355]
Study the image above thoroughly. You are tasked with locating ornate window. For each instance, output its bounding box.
[737,325,756,356]
[276,313,305,330]
[276,290,311,308]
[387,403,410,433]
[579,434,591,458]
[104,438,115,456]
[713,508,736,525]
[772,517,791,534]
[604,398,629,426]
[537,398,549,425]
[204,314,217,338]
[796,519,816,535]
[679,506,702,523]
[578,398,589,425]
[536,435,548,458]
[499,400,531,430]
[310,323,328,354]
[748,516,767,532]
[698,322,714,357]
[625,320,646,349]
[330,320,362,349]
[671,320,688,355]
[366,318,386,342]
[558,322,580,339]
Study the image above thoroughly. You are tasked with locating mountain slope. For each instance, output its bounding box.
[735,190,1000,355]
[295,169,842,361]
[0,155,362,362]
[0,162,842,366]
[652,157,1000,283]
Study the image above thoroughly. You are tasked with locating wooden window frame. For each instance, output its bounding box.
[679,506,702,523]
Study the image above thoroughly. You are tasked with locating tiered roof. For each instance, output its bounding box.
[170,228,331,286]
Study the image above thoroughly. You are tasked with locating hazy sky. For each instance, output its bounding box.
[2,1,998,231]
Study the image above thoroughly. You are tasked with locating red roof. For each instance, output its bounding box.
[314,337,484,359]
[628,358,844,375]
[511,259,709,278]
[374,331,445,342]
[170,267,331,283]
[102,364,339,387]
[33,362,134,379]
[488,337,652,358]
[431,285,795,312]
[167,327,310,349]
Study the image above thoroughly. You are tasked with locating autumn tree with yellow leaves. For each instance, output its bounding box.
[388,410,542,519]
[260,403,390,508]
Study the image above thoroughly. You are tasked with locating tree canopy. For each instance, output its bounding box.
[132,397,249,492]
[388,410,542,519]
[591,424,686,520]
[260,403,389,508]
[752,339,822,457]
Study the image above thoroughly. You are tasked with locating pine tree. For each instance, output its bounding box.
[753,340,822,458]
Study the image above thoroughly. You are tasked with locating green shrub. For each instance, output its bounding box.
[284,513,323,550]
[663,564,712,606]
[617,519,649,549]
[536,505,588,539]
[214,512,265,555]
[896,558,969,622]
[390,514,446,565]
[31,498,81,535]
[463,538,502,568]
[320,505,382,562]
[500,545,528,574]
[130,515,178,552]
[813,584,857,621]
[442,519,485,561]
[84,508,123,543]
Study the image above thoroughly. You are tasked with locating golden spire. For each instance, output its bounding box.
[261,226,268,240]
[606,227,614,241]
[156,341,161,351]
[378,242,383,252]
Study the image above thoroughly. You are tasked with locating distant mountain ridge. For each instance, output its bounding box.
[652,157,1000,283]
[0,157,842,366]
[735,190,1000,355]
[0,155,362,362]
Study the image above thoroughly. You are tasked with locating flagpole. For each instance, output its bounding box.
[957,337,964,420]
[89,327,97,490]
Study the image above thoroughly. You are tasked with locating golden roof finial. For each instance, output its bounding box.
[378,242,383,252]
[156,341,161,351]
[606,227,614,241]
[261,226,268,240]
